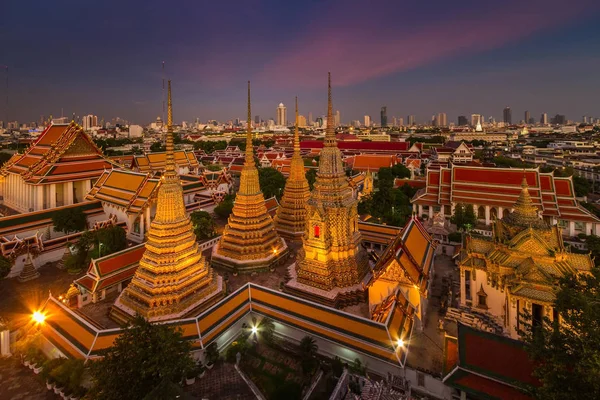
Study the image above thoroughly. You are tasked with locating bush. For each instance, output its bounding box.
[448,232,462,243]
[0,255,11,280]
[52,207,87,234]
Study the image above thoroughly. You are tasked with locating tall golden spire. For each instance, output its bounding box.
[245,81,254,165]
[211,82,288,273]
[289,72,368,299]
[503,175,547,229]
[165,80,175,174]
[275,96,310,240]
[324,72,336,147]
[113,81,222,322]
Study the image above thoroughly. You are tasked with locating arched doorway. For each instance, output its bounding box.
[478,206,485,220]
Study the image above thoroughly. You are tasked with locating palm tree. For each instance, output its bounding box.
[299,336,318,359]
[258,317,275,342]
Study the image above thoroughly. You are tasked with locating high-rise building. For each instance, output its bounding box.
[540,113,548,125]
[436,113,447,127]
[407,115,415,126]
[503,107,512,125]
[398,117,404,126]
[298,115,307,127]
[334,110,340,126]
[255,115,260,124]
[524,111,530,125]
[308,112,313,125]
[551,114,566,125]
[471,114,481,127]
[380,106,387,127]
[276,102,287,126]
[458,116,468,126]
[583,116,588,124]
[392,117,397,127]
[82,115,98,131]
[364,115,371,127]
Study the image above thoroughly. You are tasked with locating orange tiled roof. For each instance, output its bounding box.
[86,169,159,214]
[0,123,117,184]
[133,150,199,173]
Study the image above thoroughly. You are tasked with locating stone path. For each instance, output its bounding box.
[0,358,58,400]
[185,362,256,400]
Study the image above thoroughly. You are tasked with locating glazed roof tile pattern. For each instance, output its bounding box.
[0,123,117,184]
[86,169,159,214]
[132,150,199,173]
[369,216,437,295]
[413,165,599,223]
[443,324,537,399]
[40,283,414,366]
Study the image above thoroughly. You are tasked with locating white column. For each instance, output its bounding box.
[586,222,593,236]
[568,221,575,237]
[418,204,423,217]
[498,207,503,219]
[485,206,491,225]
[428,206,433,219]
[84,179,92,196]
[50,184,56,208]
[36,186,43,211]
[66,182,74,205]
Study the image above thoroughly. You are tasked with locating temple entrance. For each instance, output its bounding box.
[532,303,543,331]
[490,207,497,220]
[477,206,485,220]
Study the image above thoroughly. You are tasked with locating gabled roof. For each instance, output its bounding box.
[443,323,537,399]
[369,216,437,295]
[347,154,400,171]
[86,169,159,214]
[0,123,117,184]
[133,150,199,173]
[300,140,409,152]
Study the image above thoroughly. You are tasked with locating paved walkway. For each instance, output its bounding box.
[185,362,255,400]
[0,358,58,400]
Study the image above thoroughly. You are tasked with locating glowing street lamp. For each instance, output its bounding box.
[32,311,46,324]
[396,338,404,349]
[251,326,258,335]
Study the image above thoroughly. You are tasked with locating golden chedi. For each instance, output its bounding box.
[288,73,369,304]
[274,97,310,241]
[211,82,288,273]
[113,82,222,322]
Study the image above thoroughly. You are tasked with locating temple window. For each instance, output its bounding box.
[464,270,472,301]
[314,225,320,238]
[476,284,488,309]
[558,220,568,228]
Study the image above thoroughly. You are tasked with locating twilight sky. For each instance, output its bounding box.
[2,0,600,125]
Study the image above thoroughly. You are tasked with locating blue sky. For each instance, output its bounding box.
[2,0,600,125]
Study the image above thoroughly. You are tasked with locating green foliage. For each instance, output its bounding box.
[451,203,477,230]
[306,168,317,190]
[299,336,318,375]
[149,141,165,152]
[448,232,462,243]
[0,152,13,167]
[258,167,286,200]
[331,356,344,377]
[391,163,411,179]
[573,176,591,197]
[0,255,11,279]
[205,164,222,171]
[52,207,87,234]
[67,225,127,273]
[519,266,600,399]
[271,381,303,400]
[258,317,276,343]
[349,358,367,376]
[359,168,413,226]
[90,315,195,400]
[190,210,216,241]
[205,342,220,365]
[492,156,533,169]
[95,225,127,256]
[582,202,600,219]
[50,359,85,393]
[407,135,446,145]
[194,140,228,153]
[214,194,235,219]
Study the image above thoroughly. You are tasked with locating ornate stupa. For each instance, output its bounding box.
[287,73,369,306]
[211,82,288,273]
[112,81,222,322]
[274,97,310,241]
[361,169,374,198]
[501,176,547,230]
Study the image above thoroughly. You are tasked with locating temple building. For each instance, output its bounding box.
[456,177,594,339]
[112,82,223,322]
[412,165,600,236]
[211,82,288,273]
[131,150,200,176]
[274,97,310,241]
[286,73,369,307]
[0,123,117,213]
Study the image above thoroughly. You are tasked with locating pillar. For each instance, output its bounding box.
[50,184,57,208]
[418,204,423,217]
[498,207,504,219]
[568,221,575,237]
[428,206,433,219]
[84,179,92,196]
[66,182,74,205]
[35,186,43,211]
[586,222,593,236]
[485,206,490,225]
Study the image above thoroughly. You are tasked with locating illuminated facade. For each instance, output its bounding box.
[211,82,288,273]
[274,97,310,241]
[288,73,369,304]
[457,177,594,338]
[112,82,222,322]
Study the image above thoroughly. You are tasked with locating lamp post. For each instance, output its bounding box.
[99,242,104,257]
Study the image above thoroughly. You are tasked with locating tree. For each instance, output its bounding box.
[519,267,600,399]
[573,176,591,197]
[90,315,195,400]
[190,211,216,241]
[391,163,411,179]
[52,207,87,235]
[150,141,165,152]
[258,167,286,200]
[306,169,317,190]
[451,203,465,228]
[95,225,127,256]
[214,194,235,219]
[257,317,275,343]
[299,335,318,375]
[0,255,11,280]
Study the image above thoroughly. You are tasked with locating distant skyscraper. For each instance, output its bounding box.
[524,111,530,125]
[298,115,307,127]
[334,110,340,126]
[82,114,97,131]
[380,106,388,127]
[541,113,548,125]
[503,107,512,125]
[551,114,566,125]
[364,115,371,127]
[437,113,447,127]
[398,117,404,126]
[471,114,481,127]
[583,116,588,124]
[255,115,260,124]
[458,115,468,126]
[407,115,415,126]
[276,103,287,126]
[392,117,397,127]
[308,112,313,125]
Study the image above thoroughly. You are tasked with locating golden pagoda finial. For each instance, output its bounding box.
[245,81,254,165]
[503,171,547,229]
[294,96,300,154]
[165,80,175,174]
[325,72,336,147]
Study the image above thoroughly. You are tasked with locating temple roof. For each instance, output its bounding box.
[443,323,537,400]
[369,216,437,295]
[86,169,159,214]
[132,150,199,174]
[0,123,117,184]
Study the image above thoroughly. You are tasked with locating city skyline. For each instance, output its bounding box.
[2,0,600,125]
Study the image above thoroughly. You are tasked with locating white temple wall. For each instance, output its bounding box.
[470,269,506,322]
